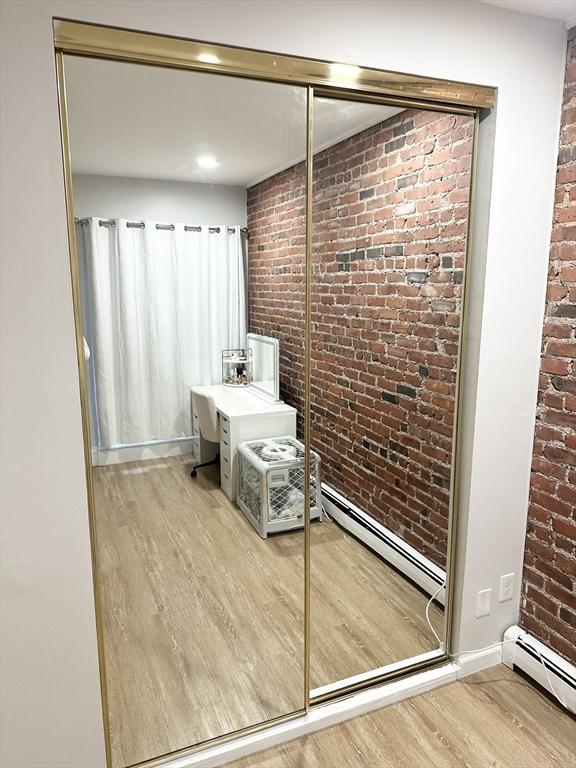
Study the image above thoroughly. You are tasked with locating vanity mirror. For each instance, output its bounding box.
[247,333,280,401]
[55,18,494,768]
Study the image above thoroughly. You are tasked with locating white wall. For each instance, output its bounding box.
[73,174,246,458]
[72,174,247,224]
[0,1,566,766]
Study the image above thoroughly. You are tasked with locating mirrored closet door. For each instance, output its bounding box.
[57,19,490,768]
[64,55,308,767]
[309,95,474,697]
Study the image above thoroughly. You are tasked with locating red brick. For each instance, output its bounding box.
[546,284,569,301]
[557,483,576,504]
[529,473,558,495]
[546,580,576,609]
[543,322,573,339]
[249,109,474,570]
[531,490,573,517]
[548,632,576,661]
[531,456,567,480]
[543,444,576,465]
[553,517,576,540]
[543,408,576,429]
[555,553,576,576]
[540,357,569,375]
[547,341,576,359]
[521,34,576,665]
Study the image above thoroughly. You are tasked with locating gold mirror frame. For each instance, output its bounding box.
[53,18,494,768]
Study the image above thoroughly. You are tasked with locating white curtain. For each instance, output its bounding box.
[77,218,246,448]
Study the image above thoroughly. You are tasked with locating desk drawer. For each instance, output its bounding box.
[221,453,231,476]
[220,419,231,454]
[220,460,233,498]
[220,432,231,460]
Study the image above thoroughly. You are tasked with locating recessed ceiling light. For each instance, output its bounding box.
[329,62,361,81]
[197,155,220,169]
[198,53,220,64]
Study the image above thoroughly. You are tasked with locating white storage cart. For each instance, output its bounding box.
[237,436,322,538]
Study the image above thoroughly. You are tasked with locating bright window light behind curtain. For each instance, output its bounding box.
[76,218,246,448]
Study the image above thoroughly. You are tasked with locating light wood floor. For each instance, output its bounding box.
[227,666,576,768]
[93,455,443,767]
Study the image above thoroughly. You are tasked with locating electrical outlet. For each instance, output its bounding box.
[499,573,515,603]
[476,588,492,618]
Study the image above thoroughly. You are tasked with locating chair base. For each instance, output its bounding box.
[190,456,220,478]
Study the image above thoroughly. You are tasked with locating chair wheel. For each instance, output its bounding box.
[190,469,197,478]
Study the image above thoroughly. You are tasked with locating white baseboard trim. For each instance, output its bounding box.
[161,662,459,768]
[94,437,194,466]
[502,625,576,713]
[454,645,503,678]
[321,483,446,604]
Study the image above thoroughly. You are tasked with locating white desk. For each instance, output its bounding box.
[191,384,297,501]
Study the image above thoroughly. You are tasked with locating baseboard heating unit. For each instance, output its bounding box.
[502,625,576,714]
[321,484,446,604]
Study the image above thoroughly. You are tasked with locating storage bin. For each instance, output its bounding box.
[237,436,322,538]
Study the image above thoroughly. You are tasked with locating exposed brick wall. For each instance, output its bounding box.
[248,163,307,420]
[520,28,576,665]
[248,108,473,568]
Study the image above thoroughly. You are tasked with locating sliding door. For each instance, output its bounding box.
[62,54,308,767]
[56,21,493,768]
[310,94,474,696]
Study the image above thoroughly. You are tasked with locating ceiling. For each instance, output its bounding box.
[479,0,576,26]
[65,57,402,188]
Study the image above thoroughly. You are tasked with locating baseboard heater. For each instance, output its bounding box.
[321,484,446,605]
[502,625,576,714]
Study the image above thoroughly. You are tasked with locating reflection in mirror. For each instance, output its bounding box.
[242,93,474,695]
[65,56,307,766]
[248,333,280,401]
[309,97,473,693]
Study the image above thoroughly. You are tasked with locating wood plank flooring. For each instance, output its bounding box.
[227,666,576,768]
[93,455,443,767]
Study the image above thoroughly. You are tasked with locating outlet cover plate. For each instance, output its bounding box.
[477,588,492,618]
[499,573,514,603]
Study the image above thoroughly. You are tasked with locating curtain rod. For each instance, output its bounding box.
[74,218,249,237]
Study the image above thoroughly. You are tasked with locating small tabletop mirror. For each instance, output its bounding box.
[247,333,280,402]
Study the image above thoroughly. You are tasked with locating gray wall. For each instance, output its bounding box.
[72,174,247,224]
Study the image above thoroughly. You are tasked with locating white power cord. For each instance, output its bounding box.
[513,635,570,712]
[322,503,333,522]
[425,581,446,647]
[424,584,571,712]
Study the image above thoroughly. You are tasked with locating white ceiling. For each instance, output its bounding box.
[479,0,576,26]
[65,57,402,188]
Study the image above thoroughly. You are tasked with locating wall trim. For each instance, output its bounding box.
[151,645,510,768]
[139,638,510,768]
[147,662,460,768]
[94,437,194,466]
[454,645,503,677]
[321,483,446,603]
[53,20,495,109]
